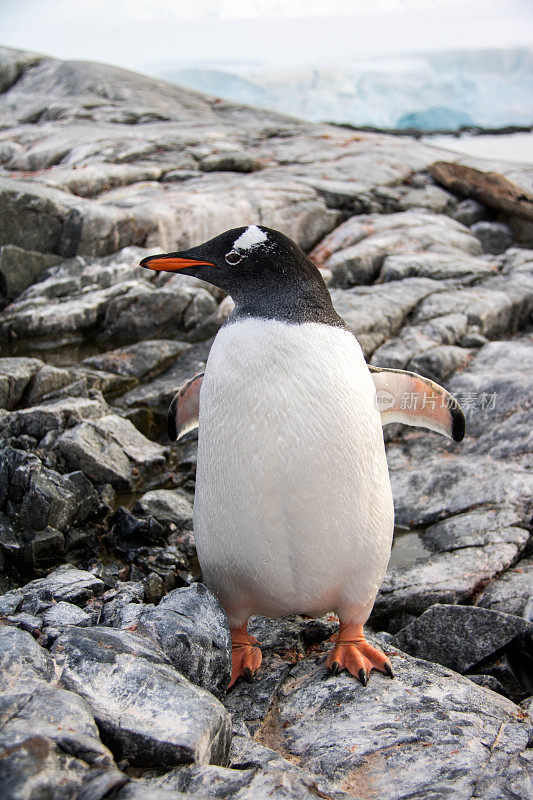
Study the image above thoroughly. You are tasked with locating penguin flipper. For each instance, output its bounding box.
[369,366,465,442]
[167,372,204,442]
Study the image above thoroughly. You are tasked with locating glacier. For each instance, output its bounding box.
[158,48,533,131]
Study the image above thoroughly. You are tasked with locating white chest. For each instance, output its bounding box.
[193,319,394,623]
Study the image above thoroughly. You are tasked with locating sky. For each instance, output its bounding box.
[0,0,532,73]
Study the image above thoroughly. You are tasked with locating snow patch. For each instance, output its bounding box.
[233,225,268,251]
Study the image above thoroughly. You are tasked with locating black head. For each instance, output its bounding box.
[140,225,346,327]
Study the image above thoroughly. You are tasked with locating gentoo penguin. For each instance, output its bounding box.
[141,226,465,689]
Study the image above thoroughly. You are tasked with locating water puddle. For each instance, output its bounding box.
[389,526,430,568]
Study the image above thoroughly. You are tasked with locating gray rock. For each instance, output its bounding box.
[271,641,533,800]
[0,683,117,800]
[145,760,353,800]
[22,525,65,576]
[0,245,61,301]
[138,583,231,697]
[1,565,105,607]
[82,339,190,380]
[0,357,43,410]
[133,489,194,532]
[471,220,514,254]
[223,652,292,734]
[0,445,100,532]
[51,626,231,767]
[393,604,532,673]
[43,600,93,628]
[452,198,489,226]
[408,343,473,381]
[0,625,55,691]
[22,364,73,405]
[380,251,495,282]
[476,558,533,618]
[0,395,106,440]
[200,151,259,173]
[54,414,167,489]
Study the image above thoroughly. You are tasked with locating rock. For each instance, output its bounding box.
[0,625,55,690]
[200,151,259,173]
[82,339,190,380]
[51,626,231,767]
[118,338,211,413]
[408,343,473,381]
[137,583,231,697]
[452,198,489,226]
[330,277,440,357]
[476,558,533,618]
[53,414,167,489]
[471,220,514,254]
[0,445,100,532]
[43,600,93,628]
[0,565,105,607]
[0,245,61,301]
[133,489,194,532]
[270,640,533,800]
[22,526,65,576]
[0,357,43,410]
[0,396,106,440]
[379,251,495,282]
[310,210,481,287]
[101,282,221,343]
[223,652,292,734]
[393,604,532,673]
[22,364,73,405]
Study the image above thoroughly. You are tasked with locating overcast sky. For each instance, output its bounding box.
[1,0,531,72]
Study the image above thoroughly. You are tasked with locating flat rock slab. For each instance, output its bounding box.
[0,625,55,691]
[393,604,532,673]
[271,643,533,800]
[137,583,231,697]
[0,356,43,410]
[133,488,194,531]
[51,626,231,767]
[0,565,105,611]
[54,413,167,488]
[82,339,190,379]
[476,557,533,618]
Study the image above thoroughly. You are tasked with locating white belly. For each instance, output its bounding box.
[194,319,394,628]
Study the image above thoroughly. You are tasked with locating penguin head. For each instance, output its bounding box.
[139,225,324,300]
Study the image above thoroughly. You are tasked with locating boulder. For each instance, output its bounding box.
[133,489,194,532]
[0,625,55,690]
[471,220,514,254]
[138,584,231,697]
[51,626,231,767]
[393,604,532,673]
[0,245,61,301]
[0,396,106,440]
[53,414,167,489]
[476,557,533,618]
[82,339,190,380]
[270,639,533,800]
[0,357,43,410]
[0,565,105,609]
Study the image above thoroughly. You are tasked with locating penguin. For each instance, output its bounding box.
[140,225,465,689]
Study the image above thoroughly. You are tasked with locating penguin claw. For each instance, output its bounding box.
[243,667,254,682]
[329,661,341,675]
[358,668,368,686]
[384,662,395,679]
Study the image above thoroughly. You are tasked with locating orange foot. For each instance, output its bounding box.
[228,623,262,690]
[325,622,394,686]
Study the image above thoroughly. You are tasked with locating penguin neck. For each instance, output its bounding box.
[227,273,348,329]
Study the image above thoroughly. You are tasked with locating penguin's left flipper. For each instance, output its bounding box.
[167,372,204,442]
[369,366,465,442]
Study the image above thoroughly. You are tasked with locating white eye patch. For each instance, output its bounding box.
[233,225,268,252]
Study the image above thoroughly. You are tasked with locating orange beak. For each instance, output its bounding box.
[140,255,216,272]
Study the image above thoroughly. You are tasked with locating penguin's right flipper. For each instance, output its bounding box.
[369,366,465,442]
[167,372,204,442]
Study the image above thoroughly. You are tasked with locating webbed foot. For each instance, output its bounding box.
[326,622,394,685]
[228,623,262,690]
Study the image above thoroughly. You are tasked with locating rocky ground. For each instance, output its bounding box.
[0,46,532,800]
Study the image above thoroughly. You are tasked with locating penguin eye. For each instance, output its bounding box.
[225,250,242,265]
